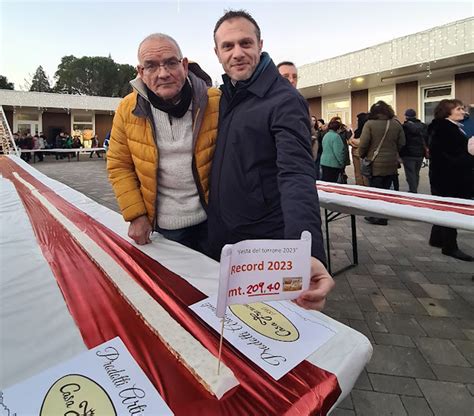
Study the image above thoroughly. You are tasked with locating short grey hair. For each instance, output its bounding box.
[137,33,183,63]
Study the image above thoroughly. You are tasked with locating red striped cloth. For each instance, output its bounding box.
[1,157,341,416]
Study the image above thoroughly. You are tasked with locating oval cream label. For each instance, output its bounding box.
[40,374,117,416]
[229,302,299,342]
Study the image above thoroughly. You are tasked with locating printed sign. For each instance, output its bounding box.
[191,296,337,380]
[0,337,173,416]
[216,231,312,318]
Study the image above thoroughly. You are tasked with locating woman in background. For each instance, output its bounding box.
[359,101,405,225]
[428,99,473,261]
[349,112,369,186]
[320,119,346,183]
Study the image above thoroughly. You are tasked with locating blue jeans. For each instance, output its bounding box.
[156,221,209,255]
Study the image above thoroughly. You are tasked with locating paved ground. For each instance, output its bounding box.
[33,155,474,416]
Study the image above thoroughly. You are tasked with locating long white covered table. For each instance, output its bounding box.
[0,156,372,415]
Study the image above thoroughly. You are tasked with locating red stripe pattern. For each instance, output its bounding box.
[318,183,474,216]
[1,157,341,416]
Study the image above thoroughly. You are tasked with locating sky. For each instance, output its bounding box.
[1,0,473,90]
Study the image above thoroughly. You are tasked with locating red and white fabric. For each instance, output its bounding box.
[0,156,372,415]
[317,181,474,231]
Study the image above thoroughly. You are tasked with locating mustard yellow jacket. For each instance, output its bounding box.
[107,73,220,226]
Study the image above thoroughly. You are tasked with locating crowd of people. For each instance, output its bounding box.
[14,131,105,161]
[309,100,473,260]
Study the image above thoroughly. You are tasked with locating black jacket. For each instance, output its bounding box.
[428,118,473,199]
[207,55,326,263]
[401,118,427,158]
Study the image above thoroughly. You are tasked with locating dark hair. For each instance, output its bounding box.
[354,112,369,138]
[317,119,325,125]
[433,99,463,120]
[328,120,342,131]
[368,100,395,120]
[277,61,296,69]
[214,9,261,43]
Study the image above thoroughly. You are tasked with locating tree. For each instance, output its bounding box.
[54,55,136,97]
[29,66,52,92]
[0,75,14,90]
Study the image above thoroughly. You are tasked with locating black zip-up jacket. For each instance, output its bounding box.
[400,118,427,158]
[207,55,326,264]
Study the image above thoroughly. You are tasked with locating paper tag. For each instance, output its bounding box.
[216,231,312,318]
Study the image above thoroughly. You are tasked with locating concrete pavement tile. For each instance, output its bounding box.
[354,294,378,312]
[336,392,353,409]
[416,316,467,340]
[371,294,394,313]
[364,312,389,333]
[366,345,435,379]
[417,379,474,416]
[419,284,454,300]
[430,364,474,383]
[351,390,407,416]
[425,272,461,285]
[381,314,427,336]
[354,369,373,391]
[373,333,415,348]
[368,373,422,396]
[400,396,434,416]
[463,329,474,341]
[390,299,431,315]
[372,275,407,289]
[395,270,429,284]
[468,384,474,395]
[351,286,382,296]
[452,340,474,365]
[348,320,374,343]
[413,337,470,367]
[366,264,396,276]
[330,409,355,416]
[381,288,416,302]
[346,274,378,288]
[403,282,430,298]
[418,298,474,318]
[450,285,474,305]
[324,299,364,320]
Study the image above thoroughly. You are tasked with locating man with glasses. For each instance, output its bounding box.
[107,33,219,253]
[209,10,334,311]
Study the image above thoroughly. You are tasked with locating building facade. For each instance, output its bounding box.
[0,90,121,147]
[298,18,474,127]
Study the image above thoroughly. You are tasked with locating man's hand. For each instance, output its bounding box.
[128,215,152,245]
[295,257,334,311]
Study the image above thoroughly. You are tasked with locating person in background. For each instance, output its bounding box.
[320,119,346,182]
[209,9,333,311]
[400,108,428,193]
[277,61,298,88]
[359,100,405,225]
[428,99,473,261]
[89,134,102,158]
[314,118,326,179]
[349,112,369,186]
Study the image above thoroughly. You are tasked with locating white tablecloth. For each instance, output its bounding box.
[0,156,372,413]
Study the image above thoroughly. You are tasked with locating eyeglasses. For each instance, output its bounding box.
[141,58,183,73]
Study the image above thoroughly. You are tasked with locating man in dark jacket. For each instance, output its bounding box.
[209,10,334,311]
[401,109,428,193]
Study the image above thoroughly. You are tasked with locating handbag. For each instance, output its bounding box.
[360,120,390,178]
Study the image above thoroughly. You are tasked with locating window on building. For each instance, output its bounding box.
[422,84,453,124]
[369,90,395,109]
[324,98,351,125]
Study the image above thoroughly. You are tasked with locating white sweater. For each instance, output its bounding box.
[151,106,207,230]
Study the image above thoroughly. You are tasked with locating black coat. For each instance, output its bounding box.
[428,118,473,199]
[401,118,427,158]
[207,56,326,263]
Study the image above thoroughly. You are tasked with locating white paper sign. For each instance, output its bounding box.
[191,296,337,380]
[216,231,312,318]
[0,337,173,416]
